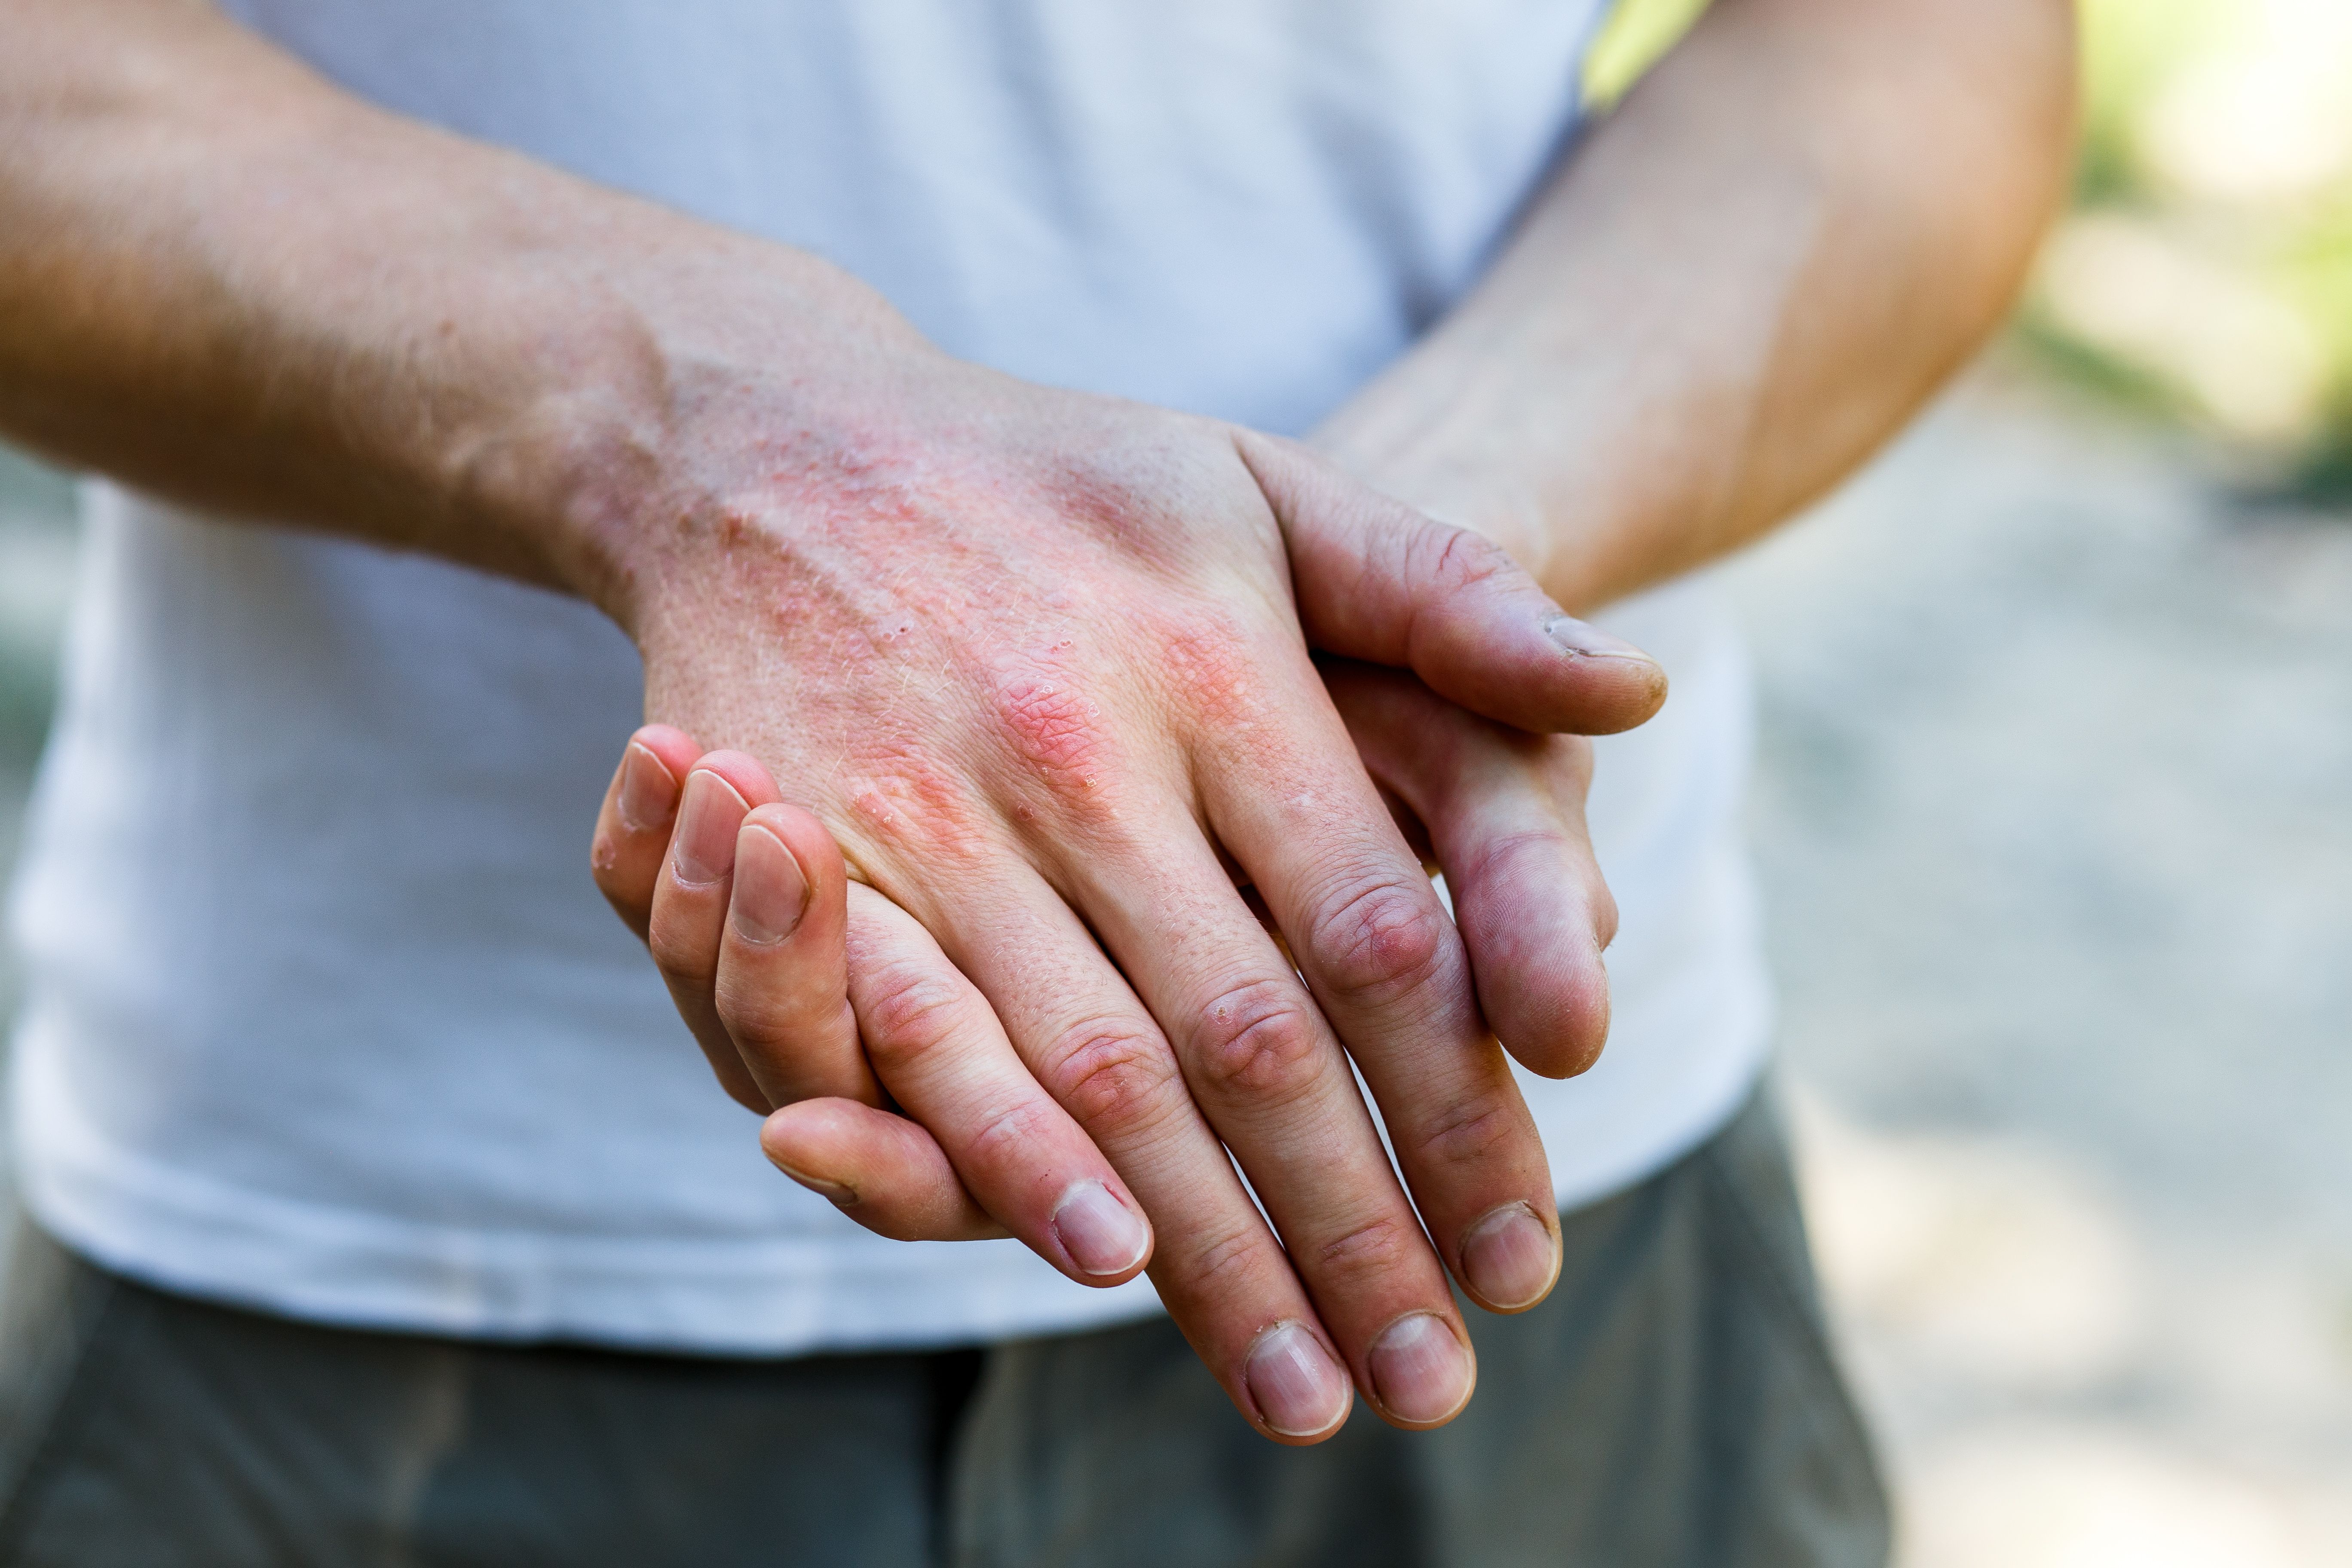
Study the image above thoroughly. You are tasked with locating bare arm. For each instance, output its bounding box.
[578,0,2087,1321]
[0,0,1662,1443]
[0,0,914,604]
[1316,0,2078,609]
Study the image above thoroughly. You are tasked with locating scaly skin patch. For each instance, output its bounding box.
[993,674,1112,797]
[838,748,999,888]
[1157,616,1265,735]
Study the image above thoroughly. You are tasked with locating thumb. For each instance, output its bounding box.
[1237,431,1666,736]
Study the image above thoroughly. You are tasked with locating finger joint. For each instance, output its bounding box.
[1043,1022,1184,1142]
[859,965,972,1071]
[1187,980,1329,1104]
[646,915,720,993]
[1307,875,1454,1013]
[1314,1211,1421,1286]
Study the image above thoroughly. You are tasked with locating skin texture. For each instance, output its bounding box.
[592,0,2077,1434]
[0,0,2076,1442]
[1313,0,2080,613]
[588,673,1612,1436]
[0,0,1666,1443]
[588,665,1614,1275]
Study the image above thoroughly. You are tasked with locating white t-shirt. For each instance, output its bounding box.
[5,0,1770,1355]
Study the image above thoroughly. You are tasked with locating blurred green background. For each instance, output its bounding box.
[1592,0,2352,493]
[0,449,74,772]
[2040,0,2352,494]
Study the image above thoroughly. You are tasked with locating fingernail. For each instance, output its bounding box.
[1369,1312,1473,1425]
[671,770,746,887]
[1246,1321,1352,1437]
[1544,613,1660,665]
[1460,1203,1559,1310]
[616,742,678,833]
[770,1157,856,1207]
[1050,1180,1149,1277]
[730,824,811,945]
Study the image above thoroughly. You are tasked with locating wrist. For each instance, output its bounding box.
[1309,384,1565,602]
[1312,346,1684,616]
[469,227,936,633]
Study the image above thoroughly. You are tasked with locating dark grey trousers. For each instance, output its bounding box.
[0,1087,1888,1566]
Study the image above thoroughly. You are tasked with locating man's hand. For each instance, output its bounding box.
[591,335,1649,1445]
[586,650,1618,1440]
[0,0,2073,1458]
[0,0,1661,1444]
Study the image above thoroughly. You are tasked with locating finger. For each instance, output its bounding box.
[646,752,781,1113]
[763,1097,1007,1242]
[589,724,704,940]
[1193,645,1562,1322]
[830,884,1153,1288]
[1238,431,1668,736]
[899,859,1359,1444]
[1037,811,1481,1429]
[1326,660,1615,1081]
[712,803,882,1108]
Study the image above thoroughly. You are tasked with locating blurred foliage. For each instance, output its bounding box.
[2043,0,2352,494]
[0,447,77,766]
[1589,0,2352,496]
[1583,0,1711,108]
[2072,0,2224,207]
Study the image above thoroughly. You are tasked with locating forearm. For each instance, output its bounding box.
[1314,0,2076,613]
[0,0,911,620]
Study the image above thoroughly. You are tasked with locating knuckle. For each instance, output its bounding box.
[1154,610,1265,732]
[993,676,1106,771]
[712,974,818,1048]
[1043,1022,1183,1137]
[1187,979,1328,1102]
[1309,875,1453,1008]
[1418,522,1517,594]
[1180,1216,1274,1298]
[1462,829,1574,894]
[1410,1096,1530,1176]
[959,1097,1063,1172]
[645,913,718,990]
[858,964,970,1069]
[1314,1212,1421,1283]
[711,981,762,1042]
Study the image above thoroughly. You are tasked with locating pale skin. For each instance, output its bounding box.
[608,0,2075,1433]
[599,0,2076,1435]
[0,0,2074,1444]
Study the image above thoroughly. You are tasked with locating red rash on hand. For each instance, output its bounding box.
[637,396,1311,926]
[1159,619,1268,738]
[993,675,1113,796]
[843,754,993,867]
